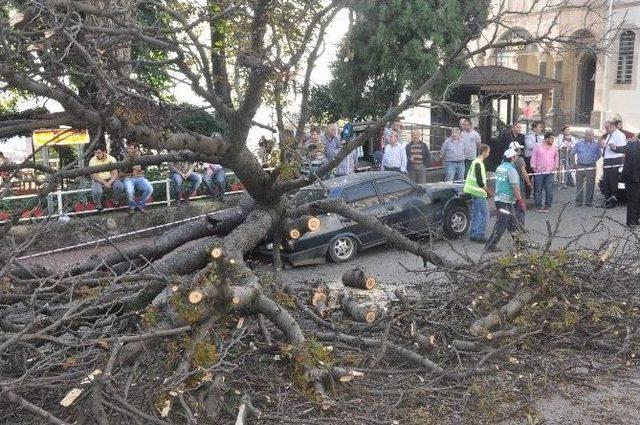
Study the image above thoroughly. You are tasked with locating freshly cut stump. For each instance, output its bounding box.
[310,285,329,318]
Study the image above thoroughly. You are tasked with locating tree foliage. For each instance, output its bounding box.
[310,0,488,121]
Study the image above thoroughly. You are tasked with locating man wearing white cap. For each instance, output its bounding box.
[510,141,532,198]
[486,148,526,253]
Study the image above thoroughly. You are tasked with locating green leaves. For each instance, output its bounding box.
[310,0,488,121]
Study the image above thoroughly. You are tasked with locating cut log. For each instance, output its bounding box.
[414,334,436,351]
[339,292,376,323]
[451,339,484,352]
[310,285,329,318]
[188,289,204,304]
[469,285,540,336]
[342,268,376,290]
[286,215,321,239]
[211,247,224,259]
[486,328,519,340]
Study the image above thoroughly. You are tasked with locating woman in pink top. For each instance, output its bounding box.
[531,132,559,212]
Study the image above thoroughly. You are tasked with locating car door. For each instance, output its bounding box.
[376,177,433,236]
[340,182,385,246]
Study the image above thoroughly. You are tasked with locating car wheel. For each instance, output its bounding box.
[328,235,358,263]
[443,205,469,239]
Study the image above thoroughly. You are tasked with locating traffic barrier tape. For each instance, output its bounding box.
[448,162,622,184]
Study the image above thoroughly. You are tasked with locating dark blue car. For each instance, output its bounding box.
[257,171,470,267]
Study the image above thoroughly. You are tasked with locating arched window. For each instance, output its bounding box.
[494,28,538,69]
[616,30,635,84]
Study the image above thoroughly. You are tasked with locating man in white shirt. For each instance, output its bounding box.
[602,120,627,208]
[381,131,407,173]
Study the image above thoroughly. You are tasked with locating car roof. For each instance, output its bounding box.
[302,171,402,191]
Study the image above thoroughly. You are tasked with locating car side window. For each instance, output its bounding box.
[343,183,380,209]
[377,178,415,203]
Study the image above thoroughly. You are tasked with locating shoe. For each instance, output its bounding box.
[474,238,488,243]
[96,204,104,212]
[486,245,502,253]
[585,203,593,207]
[536,209,546,213]
[543,208,550,213]
[137,206,146,213]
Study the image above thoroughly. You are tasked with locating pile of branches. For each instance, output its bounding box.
[1,220,639,424]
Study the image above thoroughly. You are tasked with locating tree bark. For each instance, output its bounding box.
[339,292,377,323]
[342,268,376,290]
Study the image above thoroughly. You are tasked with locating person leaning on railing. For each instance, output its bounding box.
[119,140,153,214]
[89,145,124,212]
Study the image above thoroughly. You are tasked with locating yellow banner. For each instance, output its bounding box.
[33,129,90,146]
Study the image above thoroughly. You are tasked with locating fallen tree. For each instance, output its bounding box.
[0,0,629,423]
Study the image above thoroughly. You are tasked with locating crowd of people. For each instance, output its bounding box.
[300,120,433,183]
[464,117,640,252]
[89,140,226,214]
[4,115,639,237]
[298,117,639,247]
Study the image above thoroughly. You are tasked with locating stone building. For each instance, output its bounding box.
[474,0,640,132]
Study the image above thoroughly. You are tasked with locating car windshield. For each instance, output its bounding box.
[291,189,327,206]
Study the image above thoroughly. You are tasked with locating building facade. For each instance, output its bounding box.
[477,0,640,132]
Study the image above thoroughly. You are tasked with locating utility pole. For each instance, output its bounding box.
[600,0,615,130]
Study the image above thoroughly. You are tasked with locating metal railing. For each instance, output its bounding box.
[0,171,244,223]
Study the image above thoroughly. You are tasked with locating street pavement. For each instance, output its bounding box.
[280,187,631,302]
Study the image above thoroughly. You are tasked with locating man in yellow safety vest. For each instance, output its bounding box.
[463,144,492,242]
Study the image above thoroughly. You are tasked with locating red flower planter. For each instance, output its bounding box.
[32,207,44,218]
[74,202,86,213]
[230,183,245,191]
[21,210,31,219]
[0,212,10,221]
[105,199,115,209]
[85,202,96,211]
